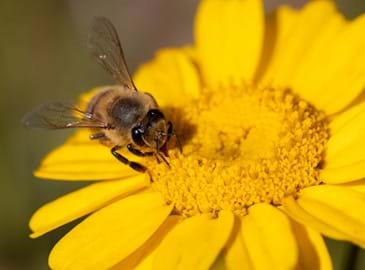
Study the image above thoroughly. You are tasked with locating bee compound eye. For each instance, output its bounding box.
[131,126,145,146]
[147,109,164,119]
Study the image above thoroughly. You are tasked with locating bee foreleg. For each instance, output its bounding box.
[111,145,148,174]
[127,144,154,157]
[89,132,106,140]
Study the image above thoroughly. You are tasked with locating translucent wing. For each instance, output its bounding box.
[22,102,112,130]
[88,16,137,90]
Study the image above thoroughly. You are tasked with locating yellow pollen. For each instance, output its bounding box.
[149,85,329,217]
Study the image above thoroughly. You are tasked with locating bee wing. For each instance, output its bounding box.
[22,102,111,130]
[88,17,137,91]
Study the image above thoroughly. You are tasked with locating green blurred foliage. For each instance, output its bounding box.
[0,0,364,269]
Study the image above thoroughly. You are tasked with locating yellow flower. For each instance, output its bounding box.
[30,0,365,269]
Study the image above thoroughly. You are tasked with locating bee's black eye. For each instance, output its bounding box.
[147,109,164,120]
[131,126,145,146]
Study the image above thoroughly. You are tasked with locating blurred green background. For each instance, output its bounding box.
[0,0,364,269]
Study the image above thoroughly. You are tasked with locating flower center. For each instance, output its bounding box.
[149,85,329,217]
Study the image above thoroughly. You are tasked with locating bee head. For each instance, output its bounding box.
[131,109,168,150]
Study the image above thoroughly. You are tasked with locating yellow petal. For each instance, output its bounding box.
[321,102,365,183]
[313,13,365,114]
[112,215,182,270]
[195,0,264,88]
[29,175,148,238]
[224,217,253,270]
[320,160,365,184]
[255,5,298,82]
[225,205,332,270]
[338,179,365,194]
[133,48,201,107]
[282,196,346,240]
[49,192,173,270]
[262,1,365,114]
[241,203,298,270]
[153,210,234,270]
[282,186,365,248]
[326,103,365,166]
[210,253,225,270]
[262,0,340,87]
[35,130,140,180]
[329,101,365,134]
[289,218,332,270]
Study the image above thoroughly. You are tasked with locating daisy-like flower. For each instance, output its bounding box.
[30,0,365,269]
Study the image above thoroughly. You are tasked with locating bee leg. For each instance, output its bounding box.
[89,132,105,140]
[159,121,173,157]
[111,145,148,174]
[127,144,154,157]
[127,143,163,166]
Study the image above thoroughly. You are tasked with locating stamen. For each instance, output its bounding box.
[148,85,329,217]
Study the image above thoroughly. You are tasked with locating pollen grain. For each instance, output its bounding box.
[150,85,329,217]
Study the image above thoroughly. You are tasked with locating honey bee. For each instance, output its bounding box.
[23,17,181,174]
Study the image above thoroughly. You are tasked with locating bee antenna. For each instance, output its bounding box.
[159,131,183,154]
[155,137,170,168]
[171,132,182,154]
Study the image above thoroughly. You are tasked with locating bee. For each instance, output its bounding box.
[23,17,181,174]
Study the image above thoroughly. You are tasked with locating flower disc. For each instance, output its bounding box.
[150,85,329,217]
